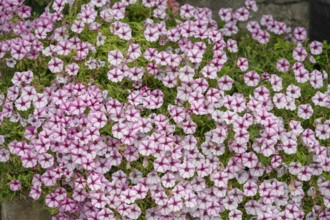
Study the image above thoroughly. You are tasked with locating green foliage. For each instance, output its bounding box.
[126,4,152,22]
[0,0,330,218]
[24,0,50,17]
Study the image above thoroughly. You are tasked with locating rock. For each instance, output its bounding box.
[309,0,330,41]
[272,0,306,4]
[2,199,51,220]
[177,0,309,28]
[255,0,306,4]
[178,0,245,13]
[256,1,309,28]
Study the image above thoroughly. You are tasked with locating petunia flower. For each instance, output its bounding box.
[112,21,132,40]
[293,46,308,62]
[91,192,108,209]
[38,153,54,169]
[108,49,124,66]
[127,67,144,81]
[162,72,178,88]
[20,150,37,167]
[11,43,28,60]
[287,204,305,219]
[56,41,73,56]
[192,78,209,94]
[270,74,283,91]
[45,192,61,208]
[293,26,307,42]
[90,0,106,7]
[124,204,141,219]
[255,29,270,44]
[186,48,203,63]
[227,39,238,53]
[286,84,301,99]
[201,65,218,79]
[29,185,42,200]
[310,41,323,55]
[219,8,233,22]
[245,0,258,11]
[218,75,234,91]
[71,20,85,33]
[294,67,309,83]
[297,166,313,181]
[282,139,297,154]
[15,94,31,111]
[0,149,10,162]
[272,93,286,109]
[154,156,170,173]
[312,91,327,107]
[48,57,63,73]
[59,197,76,213]
[315,123,330,140]
[167,28,180,42]
[9,179,21,191]
[107,66,124,82]
[155,51,170,66]
[120,188,137,204]
[127,43,142,61]
[124,146,139,162]
[244,70,260,86]
[87,172,103,191]
[6,58,17,68]
[235,7,250,21]
[182,119,197,134]
[161,172,176,188]
[167,195,183,212]
[131,182,148,200]
[298,104,313,120]
[301,128,317,146]
[310,70,324,89]
[276,58,290,73]
[89,112,107,128]
[195,160,211,177]
[229,209,243,220]
[144,26,160,42]
[247,21,260,34]
[65,62,79,76]
[78,4,97,24]
[178,65,195,82]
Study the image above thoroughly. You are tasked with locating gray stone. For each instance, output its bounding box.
[259,0,306,4]
[256,1,309,28]
[2,199,51,220]
[310,0,330,41]
[177,0,309,28]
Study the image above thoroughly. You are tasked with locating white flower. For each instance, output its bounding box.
[48,57,63,73]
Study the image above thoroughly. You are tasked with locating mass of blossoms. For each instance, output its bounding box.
[0,0,329,219]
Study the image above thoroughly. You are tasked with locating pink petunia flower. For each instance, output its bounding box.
[310,41,323,55]
[298,104,313,120]
[276,58,290,73]
[10,179,21,191]
[293,26,307,42]
[48,57,63,73]
[0,149,10,162]
[244,70,260,86]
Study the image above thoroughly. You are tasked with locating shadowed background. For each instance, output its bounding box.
[177,0,330,42]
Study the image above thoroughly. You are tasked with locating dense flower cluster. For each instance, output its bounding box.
[0,0,329,219]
